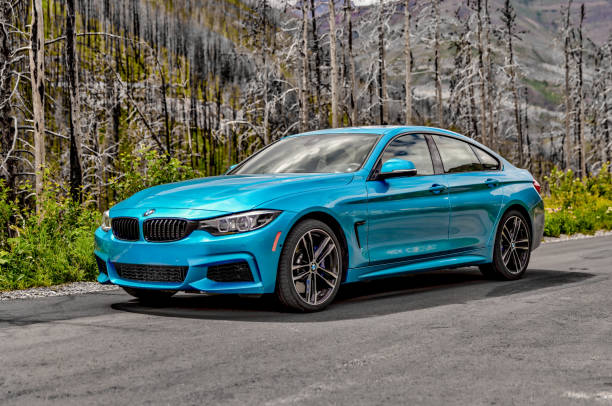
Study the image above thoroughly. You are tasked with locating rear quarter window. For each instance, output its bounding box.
[472,146,501,170]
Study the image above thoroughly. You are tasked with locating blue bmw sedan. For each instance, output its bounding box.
[95,126,544,312]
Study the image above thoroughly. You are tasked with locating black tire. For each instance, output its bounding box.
[479,209,532,280]
[122,287,176,303]
[276,219,343,312]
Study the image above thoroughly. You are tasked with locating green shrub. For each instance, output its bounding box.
[0,182,100,291]
[543,166,612,237]
[0,149,200,291]
[110,148,200,203]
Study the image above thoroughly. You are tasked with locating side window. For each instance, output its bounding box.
[433,136,482,173]
[381,134,434,175]
[472,146,500,170]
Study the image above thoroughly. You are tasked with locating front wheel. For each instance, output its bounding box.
[479,210,532,280]
[122,287,176,303]
[276,219,343,312]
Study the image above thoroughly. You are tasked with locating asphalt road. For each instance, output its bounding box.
[1,236,611,405]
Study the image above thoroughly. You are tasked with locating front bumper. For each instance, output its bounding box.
[94,209,293,294]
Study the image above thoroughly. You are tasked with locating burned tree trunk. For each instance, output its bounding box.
[434,0,442,126]
[576,4,586,177]
[66,0,83,201]
[345,0,357,126]
[299,1,310,131]
[563,0,573,170]
[484,0,495,147]
[29,0,46,211]
[404,0,412,124]
[477,0,488,146]
[501,0,523,167]
[309,0,323,125]
[329,0,339,127]
[378,0,388,124]
[0,1,16,195]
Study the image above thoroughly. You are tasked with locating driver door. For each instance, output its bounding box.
[366,133,451,264]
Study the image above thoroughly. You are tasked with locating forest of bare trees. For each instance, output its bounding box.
[0,0,611,213]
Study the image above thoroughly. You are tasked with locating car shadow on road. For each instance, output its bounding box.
[110,268,596,322]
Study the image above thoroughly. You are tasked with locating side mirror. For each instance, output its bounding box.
[377,159,417,180]
[225,164,238,174]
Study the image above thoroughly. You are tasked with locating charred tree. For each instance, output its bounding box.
[29,0,46,211]
[501,0,524,167]
[66,0,83,202]
[404,0,412,124]
[329,0,339,127]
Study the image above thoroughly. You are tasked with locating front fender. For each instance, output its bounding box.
[255,176,370,269]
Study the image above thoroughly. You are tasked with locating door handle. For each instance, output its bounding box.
[429,184,447,194]
[485,178,499,188]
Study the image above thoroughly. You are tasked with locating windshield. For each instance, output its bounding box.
[230,133,380,174]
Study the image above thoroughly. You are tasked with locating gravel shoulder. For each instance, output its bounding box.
[0,282,118,301]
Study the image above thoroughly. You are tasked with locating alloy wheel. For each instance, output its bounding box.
[500,215,530,274]
[291,229,340,306]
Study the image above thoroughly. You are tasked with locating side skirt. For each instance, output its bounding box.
[344,250,489,283]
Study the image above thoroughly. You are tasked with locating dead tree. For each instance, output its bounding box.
[501,0,524,167]
[575,4,586,177]
[563,0,573,170]
[345,0,357,126]
[0,0,17,195]
[378,0,388,124]
[476,0,488,146]
[29,0,45,211]
[404,0,412,124]
[309,0,323,125]
[66,0,83,201]
[299,1,310,131]
[434,0,442,126]
[484,0,495,147]
[329,0,339,127]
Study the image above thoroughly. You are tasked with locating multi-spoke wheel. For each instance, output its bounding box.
[276,219,343,312]
[479,210,532,280]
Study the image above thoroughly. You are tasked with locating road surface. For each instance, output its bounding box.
[1,236,611,405]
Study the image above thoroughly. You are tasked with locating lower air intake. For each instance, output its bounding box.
[95,255,107,275]
[114,263,188,283]
[207,261,253,282]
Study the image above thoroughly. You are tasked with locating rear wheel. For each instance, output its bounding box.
[276,219,343,312]
[122,287,176,303]
[479,210,531,280]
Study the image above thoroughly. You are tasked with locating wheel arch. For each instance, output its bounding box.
[497,201,534,246]
[286,210,351,282]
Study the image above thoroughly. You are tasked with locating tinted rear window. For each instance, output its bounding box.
[472,146,500,170]
[433,135,482,173]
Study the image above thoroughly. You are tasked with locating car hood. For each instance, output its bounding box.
[112,173,354,213]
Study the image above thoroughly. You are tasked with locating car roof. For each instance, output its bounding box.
[288,126,506,165]
[291,126,471,142]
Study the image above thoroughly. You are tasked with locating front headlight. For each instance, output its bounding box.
[198,210,281,236]
[101,210,111,232]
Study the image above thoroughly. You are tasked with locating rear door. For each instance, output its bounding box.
[366,133,450,264]
[431,135,504,251]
